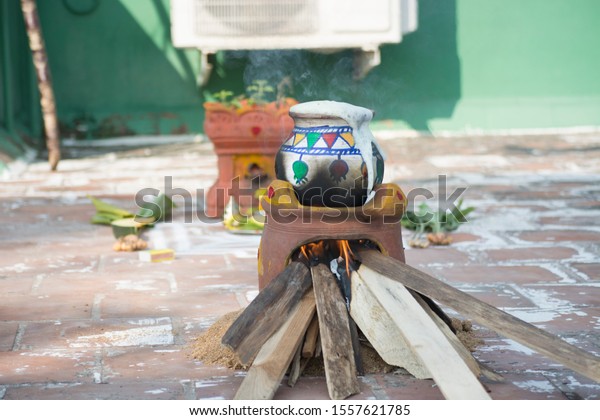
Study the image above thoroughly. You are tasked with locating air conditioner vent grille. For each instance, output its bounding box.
[195,0,317,36]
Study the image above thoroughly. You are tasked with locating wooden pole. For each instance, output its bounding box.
[350,270,431,379]
[20,0,60,170]
[222,261,312,364]
[234,290,316,400]
[354,265,491,399]
[287,344,303,387]
[301,315,319,358]
[311,264,360,400]
[357,250,600,383]
[413,290,503,382]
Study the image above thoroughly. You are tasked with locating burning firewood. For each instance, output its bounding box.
[224,236,498,400]
[350,269,432,379]
[222,261,311,364]
[224,179,594,400]
[287,315,320,387]
[357,249,600,383]
[287,344,303,387]
[225,238,600,400]
[353,264,490,400]
[311,264,360,400]
[234,290,316,400]
[301,315,319,359]
[414,294,504,382]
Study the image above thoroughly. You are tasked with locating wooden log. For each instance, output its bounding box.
[357,265,491,399]
[290,316,318,388]
[20,0,60,170]
[350,270,431,379]
[287,343,302,387]
[358,250,600,383]
[302,315,319,358]
[314,335,322,358]
[234,290,316,400]
[222,262,312,364]
[348,317,364,375]
[413,292,503,382]
[311,264,360,400]
[418,293,457,333]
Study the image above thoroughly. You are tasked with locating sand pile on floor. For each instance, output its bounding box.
[189,310,248,370]
[188,310,391,374]
[189,312,482,374]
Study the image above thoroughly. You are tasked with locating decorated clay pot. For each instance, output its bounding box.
[275,101,384,207]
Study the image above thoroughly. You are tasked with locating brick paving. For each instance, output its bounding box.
[0,132,599,400]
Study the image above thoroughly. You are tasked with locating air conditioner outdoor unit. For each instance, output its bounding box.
[171,0,418,84]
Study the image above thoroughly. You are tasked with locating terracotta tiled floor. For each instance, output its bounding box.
[0,132,599,400]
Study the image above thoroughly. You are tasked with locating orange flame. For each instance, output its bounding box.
[337,240,355,275]
[299,240,327,261]
[299,239,355,275]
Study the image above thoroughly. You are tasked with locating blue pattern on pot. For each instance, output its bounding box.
[275,101,384,207]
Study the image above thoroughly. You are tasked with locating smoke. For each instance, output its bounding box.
[241,49,358,102]
[213,48,404,119]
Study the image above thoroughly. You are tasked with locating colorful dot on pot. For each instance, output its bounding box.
[329,158,349,182]
[292,160,309,184]
[267,186,275,199]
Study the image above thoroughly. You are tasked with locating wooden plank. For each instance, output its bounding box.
[222,262,312,364]
[418,293,457,333]
[287,344,302,387]
[348,316,364,375]
[234,290,316,400]
[350,270,431,379]
[358,250,600,383]
[302,315,319,358]
[412,292,481,377]
[413,293,503,382]
[21,0,61,170]
[289,321,316,387]
[311,264,360,400]
[314,335,322,358]
[358,264,491,400]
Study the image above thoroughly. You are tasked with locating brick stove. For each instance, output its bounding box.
[257,180,408,289]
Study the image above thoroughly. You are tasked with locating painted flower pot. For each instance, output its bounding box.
[275,101,384,207]
[203,100,296,218]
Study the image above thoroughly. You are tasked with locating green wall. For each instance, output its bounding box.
[0,0,41,161]
[35,0,600,137]
[449,0,600,131]
[37,0,202,137]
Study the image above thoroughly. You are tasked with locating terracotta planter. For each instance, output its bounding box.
[203,101,296,218]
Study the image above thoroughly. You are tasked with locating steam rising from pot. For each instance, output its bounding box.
[241,50,357,101]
